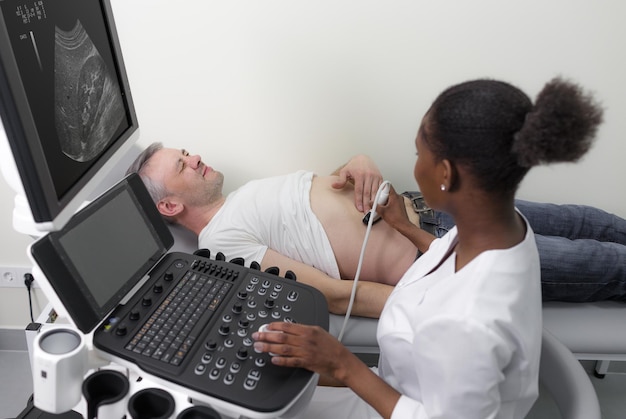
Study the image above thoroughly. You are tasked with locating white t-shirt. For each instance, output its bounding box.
[378,217,542,419]
[198,171,340,278]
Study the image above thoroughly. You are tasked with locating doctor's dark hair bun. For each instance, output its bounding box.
[513,77,604,167]
[424,77,603,194]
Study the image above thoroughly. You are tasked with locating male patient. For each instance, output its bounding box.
[127,143,421,317]
[128,143,626,316]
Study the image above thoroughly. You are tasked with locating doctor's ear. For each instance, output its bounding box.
[440,159,459,192]
[157,198,184,217]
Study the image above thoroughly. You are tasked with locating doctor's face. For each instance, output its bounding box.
[146,147,224,207]
[413,120,442,209]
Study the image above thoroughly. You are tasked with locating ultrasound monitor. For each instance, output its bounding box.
[0,0,139,234]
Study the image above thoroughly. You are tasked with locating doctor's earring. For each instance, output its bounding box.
[440,184,446,192]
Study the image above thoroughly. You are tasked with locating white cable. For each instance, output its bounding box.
[337,181,390,342]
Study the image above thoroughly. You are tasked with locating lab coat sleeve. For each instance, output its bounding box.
[390,316,513,419]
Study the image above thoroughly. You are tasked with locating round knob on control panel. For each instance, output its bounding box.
[237,347,248,360]
[129,310,140,321]
[153,282,163,293]
[232,302,243,314]
[219,324,230,336]
[205,339,218,351]
[115,324,128,336]
[164,271,174,281]
[142,296,152,307]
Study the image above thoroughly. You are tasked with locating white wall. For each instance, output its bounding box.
[1,0,625,327]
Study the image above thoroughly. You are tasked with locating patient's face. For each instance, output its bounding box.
[147,147,224,207]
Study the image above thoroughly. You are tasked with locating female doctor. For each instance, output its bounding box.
[253,77,603,418]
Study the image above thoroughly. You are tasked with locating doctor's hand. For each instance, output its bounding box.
[375,186,411,231]
[377,187,436,253]
[252,322,357,384]
[332,154,383,213]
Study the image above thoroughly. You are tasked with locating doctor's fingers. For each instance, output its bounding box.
[253,323,327,346]
[376,187,404,221]
[254,324,341,357]
[265,339,348,378]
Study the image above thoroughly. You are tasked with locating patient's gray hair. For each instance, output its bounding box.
[126,142,169,204]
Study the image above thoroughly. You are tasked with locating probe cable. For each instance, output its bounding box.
[337,181,390,342]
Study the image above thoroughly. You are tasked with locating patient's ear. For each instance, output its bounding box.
[157,198,183,217]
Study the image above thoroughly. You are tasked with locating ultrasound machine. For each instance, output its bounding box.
[0,1,328,417]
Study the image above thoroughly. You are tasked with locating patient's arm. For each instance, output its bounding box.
[331,154,383,213]
[261,248,391,318]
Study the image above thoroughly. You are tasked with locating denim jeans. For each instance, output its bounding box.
[427,200,626,302]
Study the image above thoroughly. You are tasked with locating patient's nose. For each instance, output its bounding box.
[185,154,202,169]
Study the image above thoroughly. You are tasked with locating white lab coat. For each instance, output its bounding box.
[378,218,542,419]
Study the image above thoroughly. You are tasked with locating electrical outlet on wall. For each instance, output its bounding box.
[0,266,37,288]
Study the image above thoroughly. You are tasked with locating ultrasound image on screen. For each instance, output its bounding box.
[54,19,125,162]
[0,0,130,198]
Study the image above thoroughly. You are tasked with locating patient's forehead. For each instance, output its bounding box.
[153,148,181,165]
[144,148,180,180]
